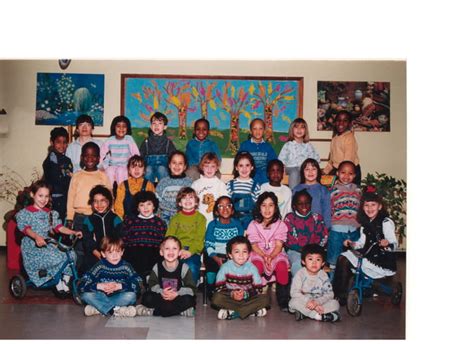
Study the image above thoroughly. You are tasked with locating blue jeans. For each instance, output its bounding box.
[326,225,360,268]
[145,154,169,183]
[183,254,201,284]
[81,291,136,315]
[285,167,301,189]
[287,249,303,276]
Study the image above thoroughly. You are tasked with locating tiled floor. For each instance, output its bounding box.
[0,249,405,339]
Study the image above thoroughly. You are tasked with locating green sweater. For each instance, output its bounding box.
[166,210,206,255]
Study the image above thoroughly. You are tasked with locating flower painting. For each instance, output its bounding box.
[35,73,105,126]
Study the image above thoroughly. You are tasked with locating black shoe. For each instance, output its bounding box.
[52,288,70,299]
[295,310,305,321]
[336,297,346,306]
[322,312,340,322]
[279,305,289,312]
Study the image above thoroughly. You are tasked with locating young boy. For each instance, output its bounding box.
[288,244,340,322]
[139,112,177,184]
[211,236,270,320]
[79,236,142,317]
[42,127,74,222]
[260,159,292,218]
[136,236,196,317]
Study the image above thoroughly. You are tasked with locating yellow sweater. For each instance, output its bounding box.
[114,177,155,219]
[323,130,360,174]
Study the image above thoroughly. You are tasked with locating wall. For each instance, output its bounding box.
[0,59,406,245]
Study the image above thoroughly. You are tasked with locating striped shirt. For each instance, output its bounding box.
[226,178,262,203]
[100,135,139,167]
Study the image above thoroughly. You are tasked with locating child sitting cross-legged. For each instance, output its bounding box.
[136,236,196,317]
[79,236,142,317]
[211,236,270,320]
[288,244,340,322]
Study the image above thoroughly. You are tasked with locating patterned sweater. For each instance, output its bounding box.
[100,135,139,167]
[215,260,264,297]
[204,218,244,257]
[122,215,167,248]
[155,175,193,225]
[330,183,361,228]
[284,211,328,251]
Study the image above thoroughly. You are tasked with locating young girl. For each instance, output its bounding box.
[333,187,399,305]
[293,158,331,230]
[323,110,361,185]
[114,155,155,220]
[238,118,277,185]
[15,181,82,294]
[82,185,123,272]
[122,191,167,280]
[260,159,292,218]
[136,236,196,317]
[166,187,207,284]
[284,190,328,276]
[278,118,320,189]
[226,152,262,231]
[100,116,140,187]
[246,192,290,311]
[66,114,103,173]
[155,151,193,225]
[204,196,244,299]
[185,118,221,181]
[191,152,228,225]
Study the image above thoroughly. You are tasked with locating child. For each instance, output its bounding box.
[66,114,103,173]
[79,236,141,317]
[333,187,399,305]
[288,244,340,322]
[204,196,244,299]
[66,142,112,273]
[238,118,277,185]
[100,116,140,186]
[82,185,123,273]
[166,187,206,284]
[185,118,221,181]
[155,151,193,225]
[247,192,290,310]
[42,127,74,222]
[293,158,332,230]
[278,118,320,189]
[136,236,196,317]
[326,161,361,273]
[114,155,155,220]
[212,236,270,320]
[139,112,176,184]
[260,159,292,218]
[322,110,361,185]
[285,190,328,276]
[15,181,82,295]
[226,152,262,231]
[191,152,228,225]
[122,191,167,280]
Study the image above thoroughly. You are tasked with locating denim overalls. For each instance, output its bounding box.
[144,139,170,183]
[123,179,149,217]
[229,179,257,230]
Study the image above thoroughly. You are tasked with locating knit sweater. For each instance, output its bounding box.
[114,177,155,219]
[139,130,176,156]
[278,140,320,167]
[330,183,361,228]
[293,183,332,228]
[191,175,228,225]
[323,130,360,174]
[204,218,244,257]
[155,176,193,225]
[78,258,142,294]
[100,135,139,167]
[290,268,335,306]
[215,260,264,296]
[122,215,167,248]
[166,210,207,255]
[238,139,277,185]
[185,137,221,166]
[284,211,328,251]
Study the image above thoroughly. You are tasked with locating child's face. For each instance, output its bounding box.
[179,193,197,212]
[260,197,276,223]
[92,193,110,214]
[228,243,250,267]
[335,114,351,134]
[236,158,253,179]
[293,122,306,140]
[52,136,68,155]
[101,247,124,265]
[77,122,93,138]
[138,200,155,218]
[250,120,264,142]
[31,187,50,209]
[363,201,382,220]
[151,119,166,136]
[160,239,180,263]
[303,164,318,184]
[115,121,128,139]
[194,121,209,141]
[268,163,283,186]
[302,253,324,275]
[337,163,356,185]
[202,162,218,178]
[294,194,311,216]
[216,198,234,220]
[169,154,186,176]
[129,163,145,179]
[81,147,99,171]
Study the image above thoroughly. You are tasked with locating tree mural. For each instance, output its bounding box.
[163,81,193,139]
[130,80,167,126]
[191,81,217,119]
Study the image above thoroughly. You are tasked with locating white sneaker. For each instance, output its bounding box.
[136,304,153,316]
[113,306,137,317]
[180,307,195,317]
[217,309,229,320]
[84,305,100,316]
[255,308,267,317]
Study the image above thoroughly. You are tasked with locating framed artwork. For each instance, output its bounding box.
[121,74,303,157]
[35,73,105,126]
[317,81,390,132]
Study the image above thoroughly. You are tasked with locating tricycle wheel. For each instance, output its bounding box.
[391,282,403,305]
[10,275,27,299]
[347,289,362,316]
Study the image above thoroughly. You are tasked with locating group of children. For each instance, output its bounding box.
[15,109,399,323]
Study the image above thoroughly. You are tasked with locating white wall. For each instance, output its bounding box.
[0,59,406,245]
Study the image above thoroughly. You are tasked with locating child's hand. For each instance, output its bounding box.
[180,250,192,259]
[109,282,122,293]
[35,236,46,247]
[73,231,83,239]
[212,256,224,266]
[162,287,177,300]
[315,304,325,315]
[306,300,320,310]
[231,289,244,301]
[379,239,389,247]
[343,240,353,248]
[65,220,73,230]
[264,255,273,270]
